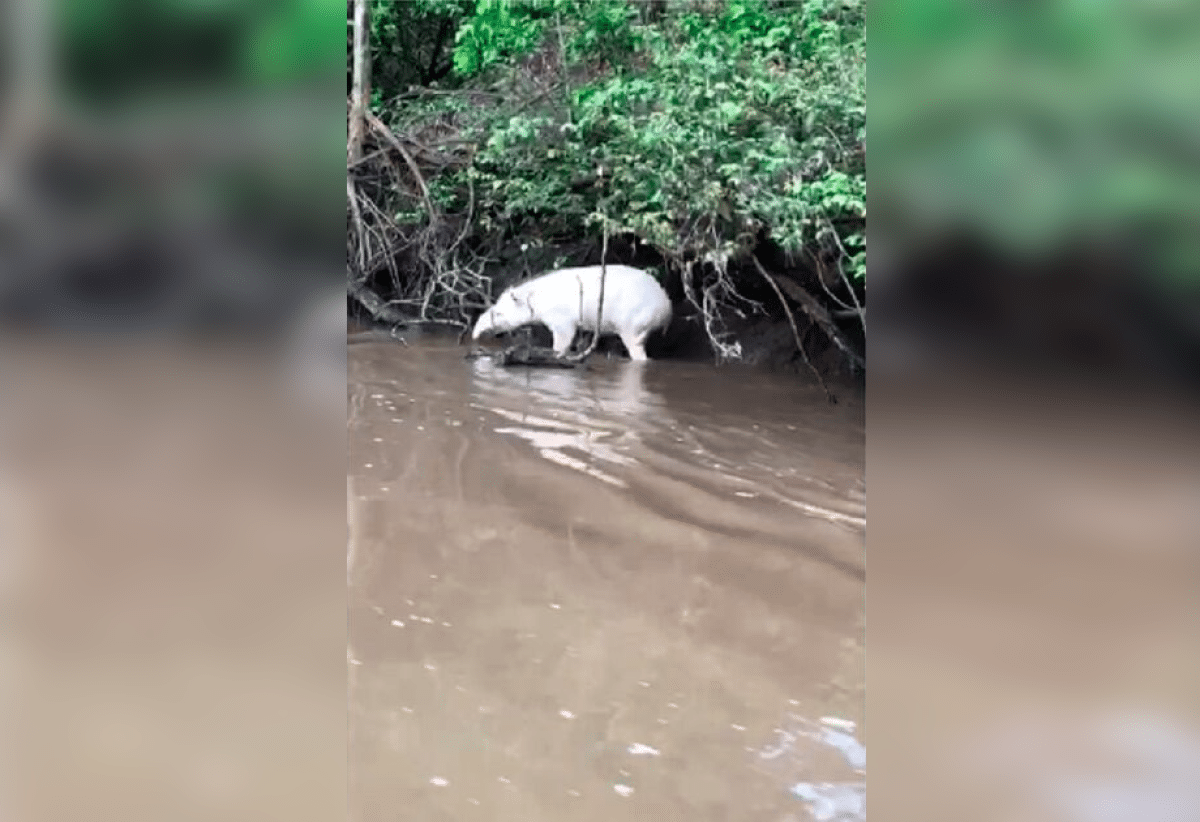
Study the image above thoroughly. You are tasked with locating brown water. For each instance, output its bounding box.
[348,336,866,821]
[1,340,345,822]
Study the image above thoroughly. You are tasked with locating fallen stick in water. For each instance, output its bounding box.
[464,343,583,368]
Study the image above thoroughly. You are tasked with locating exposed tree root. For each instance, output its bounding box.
[751,256,834,401]
[757,257,866,373]
[561,223,609,364]
[348,280,407,324]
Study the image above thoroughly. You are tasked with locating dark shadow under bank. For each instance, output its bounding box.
[355,231,867,387]
[873,236,1200,393]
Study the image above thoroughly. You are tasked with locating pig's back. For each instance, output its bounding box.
[532,265,666,310]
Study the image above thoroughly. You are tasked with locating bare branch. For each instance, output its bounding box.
[820,219,867,338]
[365,111,438,227]
[752,255,832,400]
[766,265,865,372]
[565,221,609,363]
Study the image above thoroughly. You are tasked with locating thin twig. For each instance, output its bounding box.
[390,87,503,102]
[752,255,833,401]
[347,176,367,277]
[348,146,391,170]
[821,219,867,337]
[565,221,609,363]
[365,110,438,227]
[808,246,857,313]
[760,261,866,372]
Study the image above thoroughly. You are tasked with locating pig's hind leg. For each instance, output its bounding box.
[619,328,650,361]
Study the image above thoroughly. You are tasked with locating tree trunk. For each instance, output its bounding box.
[348,0,371,164]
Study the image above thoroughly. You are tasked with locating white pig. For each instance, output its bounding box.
[472,265,672,361]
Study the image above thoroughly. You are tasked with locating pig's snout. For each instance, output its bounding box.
[472,310,492,339]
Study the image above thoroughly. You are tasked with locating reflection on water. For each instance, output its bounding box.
[950,708,1200,822]
[471,361,662,488]
[467,354,866,530]
[349,337,865,821]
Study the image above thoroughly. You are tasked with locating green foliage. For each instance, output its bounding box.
[61,0,344,100]
[453,0,551,77]
[248,0,346,83]
[450,0,638,77]
[561,0,639,68]
[365,0,473,104]
[435,0,865,281]
[873,0,1200,285]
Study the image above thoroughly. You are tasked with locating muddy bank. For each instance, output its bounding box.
[354,235,865,380]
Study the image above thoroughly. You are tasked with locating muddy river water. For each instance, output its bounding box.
[348,336,865,821]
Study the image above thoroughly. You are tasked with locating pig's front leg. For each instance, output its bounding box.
[549,322,577,356]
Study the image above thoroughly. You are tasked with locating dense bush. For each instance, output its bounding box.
[872,0,1200,288]
[433,0,865,281]
[363,0,474,103]
[63,0,343,99]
